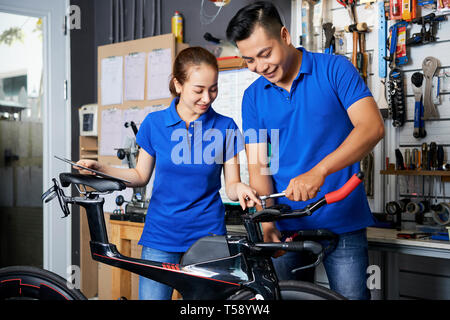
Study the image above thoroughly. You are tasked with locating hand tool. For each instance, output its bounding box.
[259,184,325,209]
[376,79,389,111]
[405,149,411,170]
[437,145,444,170]
[397,232,431,239]
[385,21,408,69]
[417,149,422,169]
[338,0,358,70]
[259,192,286,209]
[323,22,335,54]
[360,152,374,196]
[414,148,420,170]
[411,72,426,138]
[344,23,367,68]
[429,142,437,170]
[359,31,368,82]
[387,68,406,127]
[406,14,447,46]
[395,148,406,170]
[422,56,440,120]
[337,0,356,24]
[421,143,428,170]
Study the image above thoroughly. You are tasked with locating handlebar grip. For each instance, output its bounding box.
[252,241,322,255]
[324,172,364,204]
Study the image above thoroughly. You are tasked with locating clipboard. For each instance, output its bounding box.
[54,155,131,184]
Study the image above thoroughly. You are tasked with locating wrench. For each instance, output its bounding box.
[411,72,426,138]
[422,57,439,120]
[259,192,286,209]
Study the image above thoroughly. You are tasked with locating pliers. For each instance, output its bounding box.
[336,0,356,24]
[397,232,432,239]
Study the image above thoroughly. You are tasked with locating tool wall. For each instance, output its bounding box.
[310,1,450,229]
[381,3,450,231]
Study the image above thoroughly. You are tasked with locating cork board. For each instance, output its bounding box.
[97,33,188,166]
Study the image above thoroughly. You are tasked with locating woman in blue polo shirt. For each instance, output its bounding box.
[76,47,260,300]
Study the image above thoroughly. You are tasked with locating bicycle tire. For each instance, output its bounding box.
[228,280,346,300]
[0,266,86,300]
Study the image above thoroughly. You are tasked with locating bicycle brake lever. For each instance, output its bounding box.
[291,251,324,274]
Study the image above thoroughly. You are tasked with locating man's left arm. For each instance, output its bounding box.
[285,96,384,201]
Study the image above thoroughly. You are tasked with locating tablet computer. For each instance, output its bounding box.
[54,155,131,184]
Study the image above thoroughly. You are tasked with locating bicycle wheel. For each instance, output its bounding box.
[0,266,86,300]
[228,280,346,300]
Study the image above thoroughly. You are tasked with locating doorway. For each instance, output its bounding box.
[0,0,71,278]
[0,12,44,268]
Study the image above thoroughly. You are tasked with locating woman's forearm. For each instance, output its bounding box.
[97,164,148,188]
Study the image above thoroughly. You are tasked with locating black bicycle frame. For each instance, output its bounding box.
[74,196,280,300]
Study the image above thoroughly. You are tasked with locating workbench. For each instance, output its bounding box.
[108,220,450,299]
[366,227,450,259]
[109,219,143,300]
[228,225,450,258]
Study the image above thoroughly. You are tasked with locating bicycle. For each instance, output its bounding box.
[0,171,364,300]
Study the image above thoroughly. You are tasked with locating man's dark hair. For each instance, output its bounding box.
[226,1,284,43]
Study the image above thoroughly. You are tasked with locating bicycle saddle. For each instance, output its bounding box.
[59,173,126,192]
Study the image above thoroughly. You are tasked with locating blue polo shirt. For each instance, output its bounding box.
[136,98,244,252]
[242,48,375,234]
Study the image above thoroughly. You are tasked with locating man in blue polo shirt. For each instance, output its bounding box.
[226,2,385,300]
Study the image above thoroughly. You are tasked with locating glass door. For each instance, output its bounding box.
[0,12,44,268]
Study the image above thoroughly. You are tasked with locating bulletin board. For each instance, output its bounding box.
[214,60,260,204]
[97,33,188,166]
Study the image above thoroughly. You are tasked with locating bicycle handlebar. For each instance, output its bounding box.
[252,240,323,255]
[249,172,364,222]
[324,172,364,204]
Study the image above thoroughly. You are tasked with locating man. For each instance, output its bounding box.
[226,1,384,300]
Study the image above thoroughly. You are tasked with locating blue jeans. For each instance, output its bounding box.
[139,246,183,300]
[272,228,371,300]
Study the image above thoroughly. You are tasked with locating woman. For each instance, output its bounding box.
[75,47,260,300]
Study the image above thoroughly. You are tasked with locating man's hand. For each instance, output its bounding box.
[284,167,326,202]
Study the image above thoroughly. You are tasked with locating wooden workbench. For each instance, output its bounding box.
[109,219,182,300]
[109,220,143,300]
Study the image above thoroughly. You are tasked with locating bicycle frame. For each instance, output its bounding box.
[74,194,280,300]
[42,172,364,300]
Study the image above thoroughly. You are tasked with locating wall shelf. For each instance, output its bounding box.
[380,170,450,182]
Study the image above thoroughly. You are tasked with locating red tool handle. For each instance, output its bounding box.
[324,172,364,204]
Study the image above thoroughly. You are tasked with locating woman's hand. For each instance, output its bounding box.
[74,159,103,175]
[235,182,261,210]
[261,222,287,258]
